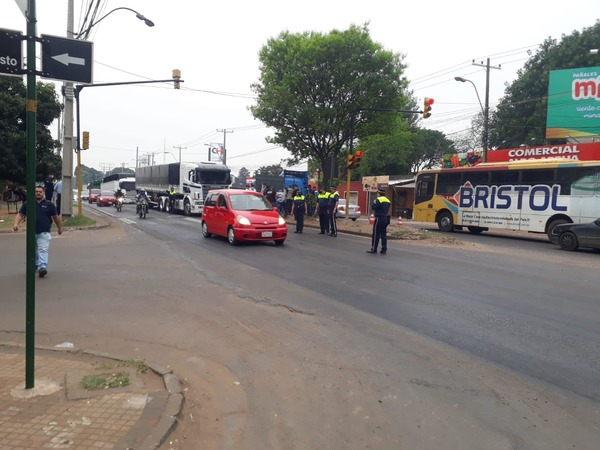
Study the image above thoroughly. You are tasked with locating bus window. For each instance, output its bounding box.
[415,174,435,204]
[557,168,598,195]
[436,172,463,195]
[490,170,519,185]
[464,171,489,187]
[520,169,555,186]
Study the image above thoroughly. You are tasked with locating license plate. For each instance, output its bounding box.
[261,231,273,237]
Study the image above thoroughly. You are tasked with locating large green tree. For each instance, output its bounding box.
[255,164,283,176]
[250,24,409,188]
[489,21,600,148]
[0,77,62,185]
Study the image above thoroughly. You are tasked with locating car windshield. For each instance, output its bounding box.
[229,194,272,211]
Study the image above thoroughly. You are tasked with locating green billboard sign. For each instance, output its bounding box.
[546,66,600,139]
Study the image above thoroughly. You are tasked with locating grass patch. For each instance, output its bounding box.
[62,215,96,228]
[97,359,150,374]
[81,372,130,390]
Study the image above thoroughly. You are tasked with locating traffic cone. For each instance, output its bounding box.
[369,213,375,225]
[397,216,403,227]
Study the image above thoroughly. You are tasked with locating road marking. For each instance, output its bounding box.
[184,217,201,223]
[119,218,136,225]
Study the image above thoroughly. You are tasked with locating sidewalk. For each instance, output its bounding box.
[0,343,182,450]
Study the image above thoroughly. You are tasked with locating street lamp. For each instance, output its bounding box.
[75,7,154,38]
[455,76,489,162]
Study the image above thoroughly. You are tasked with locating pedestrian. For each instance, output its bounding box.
[13,185,63,278]
[327,185,339,237]
[264,185,277,208]
[306,186,317,217]
[44,174,54,202]
[276,188,285,215]
[316,187,330,234]
[285,187,293,216]
[55,178,63,215]
[292,190,306,233]
[366,189,391,254]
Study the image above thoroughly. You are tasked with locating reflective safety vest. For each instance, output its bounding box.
[372,196,391,217]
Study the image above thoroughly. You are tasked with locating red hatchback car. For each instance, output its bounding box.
[88,188,101,203]
[96,190,117,207]
[201,189,287,246]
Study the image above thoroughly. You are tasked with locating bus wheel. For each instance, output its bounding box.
[547,218,568,240]
[159,198,165,212]
[184,199,191,216]
[468,226,484,234]
[437,211,454,232]
[558,231,579,251]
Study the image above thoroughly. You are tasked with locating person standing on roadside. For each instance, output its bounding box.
[366,189,391,254]
[292,190,306,233]
[55,178,63,215]
[328,185,339,237]
[13,185,63,278]
[316,187,330,234]
[44,174,54,202]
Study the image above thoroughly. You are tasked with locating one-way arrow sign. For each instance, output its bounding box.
[40,34,93,84]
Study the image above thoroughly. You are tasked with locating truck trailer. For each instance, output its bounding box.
[135,162,232,215]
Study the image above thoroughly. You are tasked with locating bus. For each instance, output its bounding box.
[101,173,136,202]
[413,159,600,240]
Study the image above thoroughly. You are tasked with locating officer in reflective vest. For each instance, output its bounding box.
[328,185,339,237]
[292,192,307,233]
[367,189,391,254]
[316,188,330,234]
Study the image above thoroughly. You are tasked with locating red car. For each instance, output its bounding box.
[88,189,101,203]
[96,190,117,207]
[201,189,287,246]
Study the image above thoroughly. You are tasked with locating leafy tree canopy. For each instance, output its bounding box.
[255,164,283,176]
[0,77,62,185]
[250,24,410,188]
[490,21,600,148]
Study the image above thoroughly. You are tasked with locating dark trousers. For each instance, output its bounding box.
[295,211,304,232]
[318,211,330,233]
[370,216,389,251]
[56,194,61,215]
[329,208,338,235]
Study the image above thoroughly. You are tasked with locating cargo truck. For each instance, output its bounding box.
[134,162,232,215]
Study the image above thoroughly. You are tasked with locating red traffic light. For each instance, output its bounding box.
[423,97,434,119]
[355,151,363,157]
[425,98,434,106]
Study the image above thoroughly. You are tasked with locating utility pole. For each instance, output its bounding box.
[217,128,233,165]
[472,58,501,162]
[61,0,75,217]
[173,145,187,163]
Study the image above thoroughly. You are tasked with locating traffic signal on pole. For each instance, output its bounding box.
[423,97,434,119]
[172,69,181,89]
[353,151,363,169]
[347,154,355,169]
[82,131,90,149]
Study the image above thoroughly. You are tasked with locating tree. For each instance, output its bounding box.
[255,164,283,176]
[78,164,103,188]
[489,21,600,148]
[250,24,410,188]
[0,77,62,185]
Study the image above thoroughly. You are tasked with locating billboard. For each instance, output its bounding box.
[487,142,600,162]
[546,66,600,139]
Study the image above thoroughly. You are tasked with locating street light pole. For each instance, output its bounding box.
[455,76,487,161]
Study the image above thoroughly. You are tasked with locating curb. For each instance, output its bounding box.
[0,342,183,450]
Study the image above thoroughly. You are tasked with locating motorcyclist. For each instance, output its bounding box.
[114,188,124,210]
[135,189,149,214]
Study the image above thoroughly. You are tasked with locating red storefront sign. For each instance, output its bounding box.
[487,142,600,162]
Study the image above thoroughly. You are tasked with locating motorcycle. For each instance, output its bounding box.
[115,196,124,212]
[137,199,148,219]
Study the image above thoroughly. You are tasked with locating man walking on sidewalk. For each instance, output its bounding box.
[13,185,63,278]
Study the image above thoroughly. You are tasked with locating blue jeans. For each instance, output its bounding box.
[35,232,52,269]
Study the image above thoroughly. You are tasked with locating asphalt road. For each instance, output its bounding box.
[103,204,600,402]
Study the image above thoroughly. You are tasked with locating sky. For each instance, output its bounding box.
[2,0,599,176]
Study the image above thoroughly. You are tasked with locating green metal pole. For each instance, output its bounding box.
[25,0,38,390]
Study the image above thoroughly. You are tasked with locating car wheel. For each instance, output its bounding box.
[274,239,285,246]
[227,226,238,246]
[184,199,191,216]
[201,221,211,238]
[558,231,579,251]
[437,211,454,232]
[468,226,484,234]
[547,218,568,240]
[159,198,165,212]
[351,218,357,222]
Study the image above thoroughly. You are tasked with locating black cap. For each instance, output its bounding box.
[377,189,386,195]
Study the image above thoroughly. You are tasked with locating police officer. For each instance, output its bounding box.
[328,185,339,237]
[292,190,306,233]
[316,187,330,234]
[366,189,391,254]
[168,186,177,213]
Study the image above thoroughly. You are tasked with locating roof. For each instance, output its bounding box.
[388,178,415,187]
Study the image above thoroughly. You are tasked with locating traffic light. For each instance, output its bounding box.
[353,151,363,169]
[347,154,355,169]
[423,97,434,119]
[82,131,90,149]
[172,69,181,89]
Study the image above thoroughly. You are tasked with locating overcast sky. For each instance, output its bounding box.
[2,0,598,175]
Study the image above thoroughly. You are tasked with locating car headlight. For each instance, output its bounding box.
[236,215,251,226]
[278,216,286,225]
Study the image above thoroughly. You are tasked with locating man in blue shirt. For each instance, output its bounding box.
[13,186,63,278]
[366,189,391,254]
[327,185,339,237]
